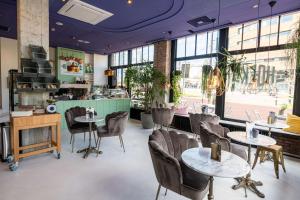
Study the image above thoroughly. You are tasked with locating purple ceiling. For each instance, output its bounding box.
[0,0,300,54]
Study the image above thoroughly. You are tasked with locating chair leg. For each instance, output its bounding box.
[273,151,280,179]
[119,134,126,152]
[70,135,73,144]
[72,135,75,153]
[97,137,102,157]
[164,188,168,196]
[84,132,86,143]
[280,151,286,173]
[155,184,161,200]
[93,131,97,146]
[252,148,260,169]
[259,149,266,163]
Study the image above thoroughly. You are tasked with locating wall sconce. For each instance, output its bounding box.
[104,69,114,76]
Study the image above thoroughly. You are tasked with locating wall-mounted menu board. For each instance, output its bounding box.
[56,47,85,83]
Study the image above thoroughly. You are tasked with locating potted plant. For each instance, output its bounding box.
[125,63,167,129]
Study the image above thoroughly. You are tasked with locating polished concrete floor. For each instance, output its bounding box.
[0,120,299,200]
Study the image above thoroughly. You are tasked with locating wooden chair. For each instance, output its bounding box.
[252,145,286,179]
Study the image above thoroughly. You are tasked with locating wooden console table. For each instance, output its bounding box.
[9,113,61,171]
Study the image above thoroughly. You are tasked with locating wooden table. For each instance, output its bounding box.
[9,113,61,171]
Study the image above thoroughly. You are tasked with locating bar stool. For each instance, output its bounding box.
[252,144,286,179]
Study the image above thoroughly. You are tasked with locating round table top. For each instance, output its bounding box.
[181,148,250,178]
[74,116,104,123]
[227,131,276,146]
[254,120,289,129]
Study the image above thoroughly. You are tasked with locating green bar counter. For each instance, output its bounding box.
[56,98,131,129]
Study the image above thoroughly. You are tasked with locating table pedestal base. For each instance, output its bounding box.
[232,176,265,198]
[77,147,102,159]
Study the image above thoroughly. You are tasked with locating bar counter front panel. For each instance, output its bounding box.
[56,98,131,129]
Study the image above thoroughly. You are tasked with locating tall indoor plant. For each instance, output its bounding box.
[125,63,167,129]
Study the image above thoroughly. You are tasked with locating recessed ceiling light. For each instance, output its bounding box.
[51,28,56,31]
[56,21,64,26]
[127,0,133,5]
[253,4,259,8]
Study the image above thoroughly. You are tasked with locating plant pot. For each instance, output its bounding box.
[141,112,154,129]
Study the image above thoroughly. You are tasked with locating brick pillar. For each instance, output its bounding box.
[153,40,171,105]
[17,0,49,63]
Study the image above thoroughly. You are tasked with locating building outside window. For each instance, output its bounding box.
[174,11,299,121]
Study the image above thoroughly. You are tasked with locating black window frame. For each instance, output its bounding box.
[171,12,300,122]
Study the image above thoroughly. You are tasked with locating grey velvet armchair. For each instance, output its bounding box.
[96,111,128,154]
[148,129,209,200]
[189,113,220,139]
[199,122,247,160]
[65,107,97,152]
[152,107,175,130]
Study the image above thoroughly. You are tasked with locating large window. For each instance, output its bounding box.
[175,30,219,114]
[111,44,154,88]
[224,11,300,121]
[224,50,296,121]
[176,31,219,58]
[131,44,154,64]
[173,11,299,121]
[176,58,217,113]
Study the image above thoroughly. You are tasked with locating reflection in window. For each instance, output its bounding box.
[224,50,295,121]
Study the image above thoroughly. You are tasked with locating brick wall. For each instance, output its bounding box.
[153,40,172,104]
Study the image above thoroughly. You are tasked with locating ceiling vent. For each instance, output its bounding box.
[187,16,213,27]
[58,0,113,25]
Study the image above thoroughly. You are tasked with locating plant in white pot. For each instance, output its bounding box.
[125,63,167,129]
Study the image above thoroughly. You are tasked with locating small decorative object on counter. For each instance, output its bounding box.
[201,105,209,114]
[210,142,221,162]
[267,111,276,124]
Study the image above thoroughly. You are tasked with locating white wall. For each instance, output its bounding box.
[0,37,18,111]
[94,54,108,85]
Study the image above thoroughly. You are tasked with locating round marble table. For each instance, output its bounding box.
[227,131,276,198]
[254,120,289,136]
[74,116,103,159]
[182,148,250,200]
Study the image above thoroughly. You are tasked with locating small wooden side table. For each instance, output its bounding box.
[9,113,61,171]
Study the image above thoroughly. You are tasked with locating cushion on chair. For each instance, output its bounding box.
[189,113,220,136]
[283,114,300,134]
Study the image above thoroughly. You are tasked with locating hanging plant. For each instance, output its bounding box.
[201,65,213,94]
[171,70,183,106]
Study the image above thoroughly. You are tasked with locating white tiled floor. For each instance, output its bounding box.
[0,120,299,200]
